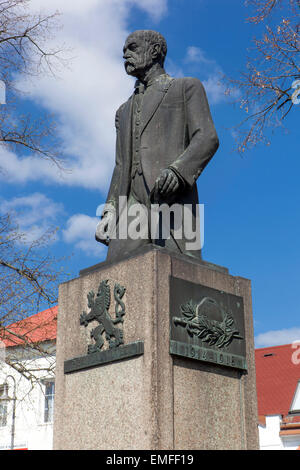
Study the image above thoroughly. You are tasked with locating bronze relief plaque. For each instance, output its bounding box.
[169,276,247,371]
[64,279,144,374]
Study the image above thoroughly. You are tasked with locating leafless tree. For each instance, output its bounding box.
[226,0,299,153]
[0,213,65,381]
[0,0,67,167]
[0,2,68,383]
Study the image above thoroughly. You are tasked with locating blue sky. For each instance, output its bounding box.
[0,0,299,347]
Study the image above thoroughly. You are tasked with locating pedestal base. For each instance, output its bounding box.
[53,246,258,450]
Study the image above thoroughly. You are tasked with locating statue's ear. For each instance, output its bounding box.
[151,43,161,59]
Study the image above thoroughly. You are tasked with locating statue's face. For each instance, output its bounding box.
[123,34,152,77]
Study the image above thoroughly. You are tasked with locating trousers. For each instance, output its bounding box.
[106,172,186,262]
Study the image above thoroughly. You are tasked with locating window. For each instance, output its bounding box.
[0,384,8,427]
[0,402,7,427]
[44,381,55,423]
[290,380,300,414]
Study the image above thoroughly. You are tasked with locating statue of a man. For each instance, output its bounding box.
[96,30,219,261]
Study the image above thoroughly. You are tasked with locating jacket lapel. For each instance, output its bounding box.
[120,95,133,160]
[116,96,133,198]
[140,74,173,135]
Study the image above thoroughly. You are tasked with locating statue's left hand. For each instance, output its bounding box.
[153,168,180,202]
[95,209,116,246]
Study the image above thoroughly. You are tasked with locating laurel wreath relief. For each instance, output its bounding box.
[173,298,243,349]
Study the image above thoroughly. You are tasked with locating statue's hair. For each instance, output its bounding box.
[129,30,167,66]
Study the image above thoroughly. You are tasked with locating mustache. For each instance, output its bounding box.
[124,59,136,66]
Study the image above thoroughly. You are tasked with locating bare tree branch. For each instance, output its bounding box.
[225,0,299,153]
[0,0,68,166]
[0,214,66,381]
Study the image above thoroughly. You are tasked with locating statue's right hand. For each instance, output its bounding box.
[95,211,115,246]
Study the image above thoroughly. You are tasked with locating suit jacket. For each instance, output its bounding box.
[105,73,219,216]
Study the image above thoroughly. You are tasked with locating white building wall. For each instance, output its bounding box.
[259,416,283,450]
[0,348,55,450]
[259,415,300,450]
[2,342,300,451]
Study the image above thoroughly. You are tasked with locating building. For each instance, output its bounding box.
[255,343,300,450]
[1,304,300,450]
[0,307,57,450]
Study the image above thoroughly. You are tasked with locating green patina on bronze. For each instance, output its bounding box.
[169,276,247,371]
[173,297,243,349]
[64,341,144,374]
[170,340,247,371]
[95,30,219,262]
[80,280,126,354]
[63,280,144,374]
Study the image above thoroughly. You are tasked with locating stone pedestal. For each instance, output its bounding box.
[53,246,259,450]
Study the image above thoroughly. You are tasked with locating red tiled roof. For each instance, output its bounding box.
[1,306,57,347]
[281,415,300,425]
[255,344,300,417]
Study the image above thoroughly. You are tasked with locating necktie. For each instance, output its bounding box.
[135,81,145,94]
[134,82,145,111]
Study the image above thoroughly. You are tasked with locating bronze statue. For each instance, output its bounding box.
[96,30,219,261]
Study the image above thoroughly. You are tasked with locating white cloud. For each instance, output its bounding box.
[0,192,106,255]
[184,46,239,105]
[165,58,184,78]
[185,46,210,64]
[29,0,167,20]
[129,0,167,20]
[63,213,105,257]
[202,75,228,105]
[0,192,63,242]
[255,327,300,348]
[0,0,168,191]
[0,146,67,184]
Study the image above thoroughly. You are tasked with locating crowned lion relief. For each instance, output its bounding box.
[80,279,126,354]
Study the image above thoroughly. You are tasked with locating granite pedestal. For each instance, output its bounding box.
[53,246,259,450]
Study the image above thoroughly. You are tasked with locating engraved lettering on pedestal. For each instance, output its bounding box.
[169,277,247,371]
[80,279,126,354]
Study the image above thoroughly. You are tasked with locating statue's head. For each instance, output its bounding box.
[123,30,167,78]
